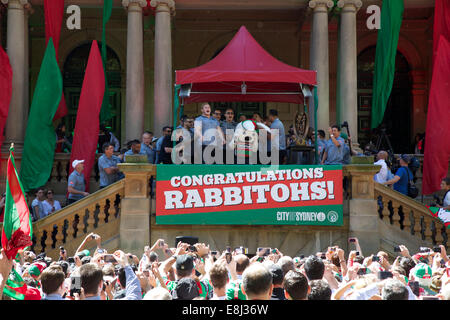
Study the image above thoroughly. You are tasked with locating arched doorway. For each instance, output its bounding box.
[357,46,412,153]
[62,43,122,141]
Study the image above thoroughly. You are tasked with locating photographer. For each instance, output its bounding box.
[321,125,347,165]
[382,154,414,196]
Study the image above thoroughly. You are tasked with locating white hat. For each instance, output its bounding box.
[72,159,85,169]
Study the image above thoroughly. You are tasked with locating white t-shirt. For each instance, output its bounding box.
[374,159,388,183]
[443,191,450,207]
[42,200,62,216]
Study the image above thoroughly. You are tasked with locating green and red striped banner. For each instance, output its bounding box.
[156,165,343,226]
[1,146,33,260]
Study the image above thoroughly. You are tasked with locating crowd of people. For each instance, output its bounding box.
[0,235,448,301]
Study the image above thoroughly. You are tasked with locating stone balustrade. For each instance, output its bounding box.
[374,183,448,248]
[25,179,124,259]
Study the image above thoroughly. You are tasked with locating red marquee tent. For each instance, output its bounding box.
[175,26,317,104]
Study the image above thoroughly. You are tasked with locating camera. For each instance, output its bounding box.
[70,275,81,296]
[348,238,356,243]
[393,246,401,253]
[419,247,431,253]
[103,254,117,263]
[372,256,380,262]
[225,252,232,264]
[341,121,349,128]
[378,271,393,280]
[159,240,165,247]
[357,268,367,275]
[433,246,441,253]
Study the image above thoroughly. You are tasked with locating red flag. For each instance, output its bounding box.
[432,0,450,67]
[69,41,105,191]
[422,36,450,195]
[44,0,67,120]
[0,45,12,147]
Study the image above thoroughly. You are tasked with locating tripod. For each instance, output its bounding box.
[375,128,394,155]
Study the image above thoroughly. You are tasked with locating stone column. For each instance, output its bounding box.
[150,0,175,136]
[122,0,147,142]
[23,3,32,127]
[337,0,362,144]
[309,0,333,132]
[344,164,381,256]
[1,0,28,151]
[117,163,155,254]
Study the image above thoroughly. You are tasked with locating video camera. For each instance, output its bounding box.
[341,121,349,129]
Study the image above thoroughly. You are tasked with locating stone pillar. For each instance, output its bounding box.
[344,164,381,255]
[1,0,28,151]
[122,0,147,142]
[23,2,31,127]
[150,0,175,136]
[118,163,155,254]
[337,0,362,144]
[309,0,333,132]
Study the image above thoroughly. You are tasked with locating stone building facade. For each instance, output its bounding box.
[0,0,435,154]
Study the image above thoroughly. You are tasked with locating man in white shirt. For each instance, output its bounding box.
[440,177,450,210]
[374,151,389,183]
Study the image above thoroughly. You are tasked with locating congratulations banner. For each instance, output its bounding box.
[156,165,343,226]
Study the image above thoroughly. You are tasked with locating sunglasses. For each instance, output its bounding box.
[47,192,53,195]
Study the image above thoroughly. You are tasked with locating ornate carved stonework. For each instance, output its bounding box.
[122,0,147,9]
[150,0,175,15]
[1,0,28,7]
[337,0,362,10]
[309,0,334,9]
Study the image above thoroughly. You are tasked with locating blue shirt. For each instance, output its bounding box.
[394,166,413,196]
[98,154,121,187]
[195,115,220,145]
[124,149,145,156]
[155,136,165,164]
[269,118,286,151]
[41,293,65,300]
[323,137,346,165]
[317,139,327,156]
[140,143,156,163]
[68,171,86,200]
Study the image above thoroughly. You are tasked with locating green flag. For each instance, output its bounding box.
[1,145,33,260]
[100,0,113,124]
[20,38,62,192]
[371,0,404,129]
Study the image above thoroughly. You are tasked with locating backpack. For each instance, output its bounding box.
[408,157,421,172]
[403,167,419,198]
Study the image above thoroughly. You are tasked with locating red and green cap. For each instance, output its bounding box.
[411,263,433,287]
[28,261,47,278]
